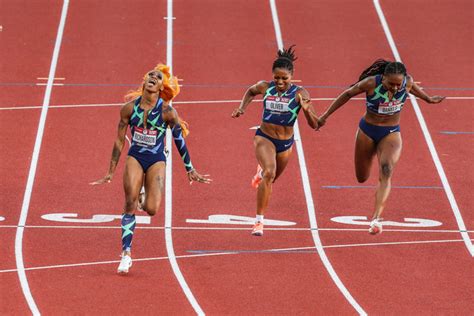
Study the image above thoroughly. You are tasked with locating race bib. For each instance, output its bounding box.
[378,101,402,114]
[265,96,290,113]
[132,127,157,147]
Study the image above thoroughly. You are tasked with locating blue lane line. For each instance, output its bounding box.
[322,185,443,189]
[440,131,474,135]
[1,82,474,90]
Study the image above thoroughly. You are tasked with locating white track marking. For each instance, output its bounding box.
[269,1,366,314]
[373,0,473,257]
[164,1,204,315]
[15,1,70,315]
[1,224,472,233]
[2,96,472,111]
[2,238,471,274]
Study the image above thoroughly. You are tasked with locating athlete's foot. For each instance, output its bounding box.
[251,165,263,189]
[251,221,264,236]
[117,254,132,274]
[368,218,383,235]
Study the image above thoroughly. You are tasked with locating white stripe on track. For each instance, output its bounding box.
[164,0,205,315]
[268,1,367,314]
[373,0,473,257]
[15,1,70,315]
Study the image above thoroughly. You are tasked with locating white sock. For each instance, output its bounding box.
[256,215,264,223]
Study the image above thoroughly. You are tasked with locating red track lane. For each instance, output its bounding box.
[279,0,473,314]
[168,1,356,314]
[0,2,64,314]
[380,0,474,231]
[3,0,473,314]
[8,0,193,314]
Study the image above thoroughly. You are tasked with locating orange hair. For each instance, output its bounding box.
[125,63,189,137]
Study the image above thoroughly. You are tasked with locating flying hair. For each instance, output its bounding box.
[125,63,189,137]
[272,45,298,73]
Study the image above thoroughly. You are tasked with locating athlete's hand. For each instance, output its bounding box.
[231,108,244,118]
[90,174,113,185]
[427,96,445,104]
[187,169,212,185]
[298,94,312,111]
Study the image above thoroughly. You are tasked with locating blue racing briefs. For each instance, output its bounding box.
[359,118,400,144]
[255,128,294,153]
[128,149,166,172]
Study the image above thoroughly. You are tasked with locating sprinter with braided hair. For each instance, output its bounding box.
[91,64,211,273]
[318,59,445,234]
[232,46,319,236]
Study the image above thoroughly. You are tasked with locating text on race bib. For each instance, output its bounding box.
[132,127,157,147]
[265,96,290,113]
[378,101,402,114]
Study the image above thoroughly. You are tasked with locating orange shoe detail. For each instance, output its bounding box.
[368,218,383,235]
[251,165,263,189]
[251,222,264,236]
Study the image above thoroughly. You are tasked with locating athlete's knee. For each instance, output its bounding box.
[380,163,393,178]
[125,197,138,212]
[356,174,369,183]
[145,207,158,216]
[262,167,276,183]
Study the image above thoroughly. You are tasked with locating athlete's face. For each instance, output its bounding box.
[144,70,164,93]
[382,73,404,94]
[272,68,292,92]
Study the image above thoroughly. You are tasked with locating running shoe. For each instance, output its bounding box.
[368,218,383,235]
[117,254,132,274]
[251,165,263,189]
[251,222,264,236]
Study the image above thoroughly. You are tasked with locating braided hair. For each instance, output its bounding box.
[272,45,298,73]
[357,59,407,83]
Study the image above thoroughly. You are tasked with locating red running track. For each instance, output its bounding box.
[0,0,472,314]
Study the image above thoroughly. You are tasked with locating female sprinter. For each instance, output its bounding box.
[91,64,211,274]
[317,59,445,234]
[231,46,319,236]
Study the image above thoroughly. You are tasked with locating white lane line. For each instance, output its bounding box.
[269,1,366,315]
[1,96,472,111]
[373,0,473,257]
[164,1,204,315]
[1,225,472,233]
[2,238,471,274]
[15,1,70,315]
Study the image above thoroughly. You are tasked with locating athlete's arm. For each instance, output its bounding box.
[407,76,445,104]
[164,104,211,184]
[317,77,374,129]
[232,81,269,118]
[297,88,319,129]
[90,101,133,185]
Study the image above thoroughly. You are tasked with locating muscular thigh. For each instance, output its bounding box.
[254,136,277,171]
[144,161,166,205]
[123,156,144,199]
[355,129,376,179]
[377,132,402,165]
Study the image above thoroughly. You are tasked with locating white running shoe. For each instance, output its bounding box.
[117,254,132,274]
[369,218,383,235]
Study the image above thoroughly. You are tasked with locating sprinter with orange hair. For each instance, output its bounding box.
[92,64,211,274]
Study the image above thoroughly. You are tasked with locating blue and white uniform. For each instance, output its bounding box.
[359,74,408,144]
[256,82,301,153]
[128,97,194,172]
[128,97,167,172]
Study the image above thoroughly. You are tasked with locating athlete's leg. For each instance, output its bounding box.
[142,161,166,216]
[118,156,143,273]
[354,128,377,183]
[274,147,292,181]
[254,136,277,216]
[372,132,402,220]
